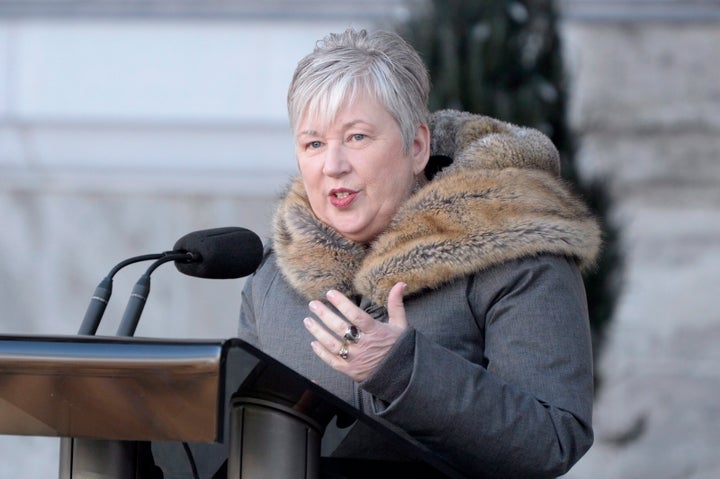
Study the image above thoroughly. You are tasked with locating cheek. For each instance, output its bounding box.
[298,159,320,186]
[297,164,323,206]
[369,166,414,211]
[379,157,416,191]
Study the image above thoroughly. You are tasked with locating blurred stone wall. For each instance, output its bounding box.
[560,1,720,478]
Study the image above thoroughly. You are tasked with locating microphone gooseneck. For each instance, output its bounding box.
[115,252,193,337]
[77,253,164,335]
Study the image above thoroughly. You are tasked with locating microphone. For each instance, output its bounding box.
[173,226,264,279]
[115,227,263,337]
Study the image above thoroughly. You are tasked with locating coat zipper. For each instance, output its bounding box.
[354,381,364,412]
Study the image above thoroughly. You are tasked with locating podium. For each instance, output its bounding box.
[0,334,464,479]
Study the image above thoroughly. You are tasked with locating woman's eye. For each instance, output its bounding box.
[350,133,365,142]
[308,141,322,149]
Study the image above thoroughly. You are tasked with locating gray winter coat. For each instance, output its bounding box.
[238,110,601,478]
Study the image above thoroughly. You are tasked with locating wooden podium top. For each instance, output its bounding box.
[0,335,228,442]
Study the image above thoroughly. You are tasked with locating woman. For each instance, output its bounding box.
[239,28,601,478]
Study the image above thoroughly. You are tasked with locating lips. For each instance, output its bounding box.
[329,188,358,208]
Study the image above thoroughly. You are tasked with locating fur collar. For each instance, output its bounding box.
[273,110,601,306]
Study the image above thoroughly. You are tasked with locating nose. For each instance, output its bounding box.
[322,142,351,177]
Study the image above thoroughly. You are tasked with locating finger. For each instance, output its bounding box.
[387,282,408,329]
[303,316,344,352]
[308,299,351,334]
[325,290,375,330]
[310,340,349,371]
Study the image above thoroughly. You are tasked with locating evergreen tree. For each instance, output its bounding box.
[395,0,623,389]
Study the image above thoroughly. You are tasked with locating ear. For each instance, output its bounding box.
[411,123,431,175]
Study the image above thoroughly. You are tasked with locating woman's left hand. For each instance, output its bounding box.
[303,282,408,382]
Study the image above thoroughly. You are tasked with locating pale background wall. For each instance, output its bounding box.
[1,1,718,478]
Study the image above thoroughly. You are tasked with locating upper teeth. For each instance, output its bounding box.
[335,192,350,199]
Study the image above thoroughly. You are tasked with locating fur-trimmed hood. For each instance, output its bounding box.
[273,110,601,306]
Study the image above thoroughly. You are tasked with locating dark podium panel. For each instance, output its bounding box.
[0,334,465,479]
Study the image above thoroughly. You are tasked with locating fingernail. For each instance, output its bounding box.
[326,290,336,299]
[303,317,312,327]
[309,301,319,311]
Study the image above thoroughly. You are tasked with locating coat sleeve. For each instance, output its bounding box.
[359,255,594,478]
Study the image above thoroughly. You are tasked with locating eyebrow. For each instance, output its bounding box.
[298,120,371,137]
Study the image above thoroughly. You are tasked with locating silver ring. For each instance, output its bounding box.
[338,342,350,360]
[343,325,361,343]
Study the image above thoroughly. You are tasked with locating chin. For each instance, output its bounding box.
[330,224,367,242]
[325,215,379,242]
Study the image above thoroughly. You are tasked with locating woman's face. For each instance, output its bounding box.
[295,92,429,243]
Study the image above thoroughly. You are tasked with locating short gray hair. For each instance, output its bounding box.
[287,28,430,153]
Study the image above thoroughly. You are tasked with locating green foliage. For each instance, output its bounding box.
[395,0,624,385]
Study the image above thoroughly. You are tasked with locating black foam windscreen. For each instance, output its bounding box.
[173,227,263,279]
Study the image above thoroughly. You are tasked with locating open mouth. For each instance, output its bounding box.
[329,189,357,208]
